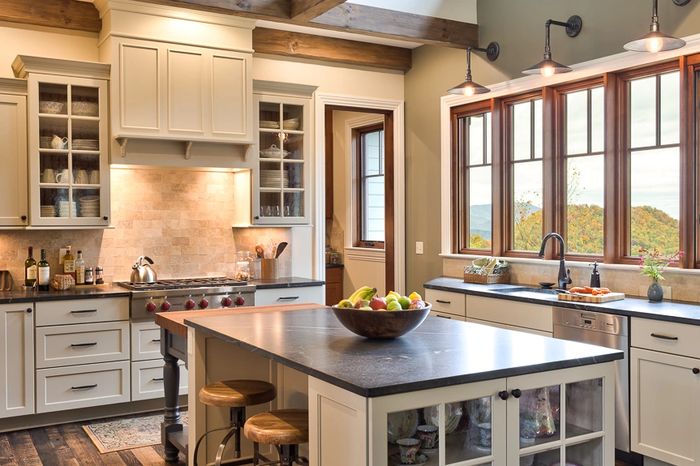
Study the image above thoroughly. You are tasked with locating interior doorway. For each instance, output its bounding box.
[323,105,395,303]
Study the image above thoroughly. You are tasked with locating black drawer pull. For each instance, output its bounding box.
[70,342,97,348]
[435,314,451,319]
[71,309,97,314]
[151,377,164,382]
[277,296,300,301]
[693,368,700,375]
[436,299,451,304]
[151,338,161,343]
[650,333,679,341]
[71,384,97,390]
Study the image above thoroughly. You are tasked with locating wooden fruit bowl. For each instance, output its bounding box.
[331,304,432,339]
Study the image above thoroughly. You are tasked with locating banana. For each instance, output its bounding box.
[347,286,377,305]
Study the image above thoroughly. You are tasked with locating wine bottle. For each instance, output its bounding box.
[38,249,50,291]
[63,246,75,280]
[75,250,86,285]
[24,246,37,287]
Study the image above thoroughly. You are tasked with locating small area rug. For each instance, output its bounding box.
[82,412,188,453]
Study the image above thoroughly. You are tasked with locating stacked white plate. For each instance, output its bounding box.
[79,196,99,217]
[260,170,289,188]
[58,200,77,218]
[73,139,99,151]
[40,205,56,217]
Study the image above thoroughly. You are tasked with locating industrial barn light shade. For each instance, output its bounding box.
[448,42,500,96]
[523,15,583,77]
[624,0,689,53]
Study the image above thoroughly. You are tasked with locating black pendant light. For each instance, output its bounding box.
[624,0,690,53]
[447,42,500,96]
[523,15,583,77]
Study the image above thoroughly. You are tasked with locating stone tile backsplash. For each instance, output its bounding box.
[0,167,283,287]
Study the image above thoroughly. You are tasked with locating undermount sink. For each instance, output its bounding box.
[494,287,561,300]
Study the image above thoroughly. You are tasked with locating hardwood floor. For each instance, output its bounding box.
[0,421,185,466]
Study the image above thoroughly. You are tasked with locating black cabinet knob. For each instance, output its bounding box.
[103,216,108,221]
[26,308,32,313]
[498,390,509,400]
[693,368,699,375]
[511,388,522,398]
[20,215,27,221]
[254,216,260,220]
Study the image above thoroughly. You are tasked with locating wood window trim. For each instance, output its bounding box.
[552,77,607,261]
[617,60,684,266]
[686,54,700,268]
[450,100,494,255]
[353,122,385,250]
[500,90,545,259]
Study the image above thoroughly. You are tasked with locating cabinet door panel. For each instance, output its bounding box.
[0,305,34,418]
[120,43,160,131]
[631,348,700,465]
[167,49,204,134]
[0,94,27,226]
[210,53,247,137]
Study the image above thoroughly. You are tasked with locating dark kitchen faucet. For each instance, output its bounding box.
[538,232,572,290]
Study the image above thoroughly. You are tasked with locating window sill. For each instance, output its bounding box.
[345,247,385,263]
[439,253,700,276]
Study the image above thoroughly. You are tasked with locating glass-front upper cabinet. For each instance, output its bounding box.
[15,57,111,228]
[253,93,310,225]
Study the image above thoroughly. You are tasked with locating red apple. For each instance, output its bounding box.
[369,296,387,310]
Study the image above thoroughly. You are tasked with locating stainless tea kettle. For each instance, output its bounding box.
[131,256,157,284]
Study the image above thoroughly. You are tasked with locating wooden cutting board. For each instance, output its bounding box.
[558,292,625,303]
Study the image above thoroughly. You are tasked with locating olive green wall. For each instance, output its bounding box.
[405,0,700,293]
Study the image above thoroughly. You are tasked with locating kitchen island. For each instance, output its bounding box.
[157,305,622,466]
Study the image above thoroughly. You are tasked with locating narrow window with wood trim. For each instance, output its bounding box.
[354,123,385,249]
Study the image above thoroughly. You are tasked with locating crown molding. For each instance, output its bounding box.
[12,55,110,80]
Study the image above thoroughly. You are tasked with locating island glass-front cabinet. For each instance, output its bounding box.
[309,363,615,466]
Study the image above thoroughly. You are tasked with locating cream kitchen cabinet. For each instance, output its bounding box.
[13,56,111,228]
[424,289,466,318]
[107,38,253,144]
[254,286,324,306]
[0,79,28,228]
[0,303,34,418]
[631,317,700,465]
[253,88,313,225]
[466,295,553,335]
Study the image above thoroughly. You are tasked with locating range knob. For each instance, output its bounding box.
[234,295,245,306]
[221,296,233,307]
[145,301,157,313]
[185,297,196,310]
[160,299,171,311]
[199,296,209,309]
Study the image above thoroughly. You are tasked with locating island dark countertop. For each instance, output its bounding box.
[0,283,131,305]
[184,307,622,398]
[425,277,700,325]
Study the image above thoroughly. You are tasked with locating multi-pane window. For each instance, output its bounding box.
[455,111,492,251]
[510,99,543,252]
[564,87,605,255]
[627,71,680,256]
[356,124,384,247]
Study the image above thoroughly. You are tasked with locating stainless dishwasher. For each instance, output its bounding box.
[553,307,629,453]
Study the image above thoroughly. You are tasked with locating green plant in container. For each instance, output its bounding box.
[638,248,682,302]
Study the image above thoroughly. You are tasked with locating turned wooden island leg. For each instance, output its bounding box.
[161,328,182,463]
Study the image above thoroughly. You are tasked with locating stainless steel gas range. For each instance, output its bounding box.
[117,277,256,320]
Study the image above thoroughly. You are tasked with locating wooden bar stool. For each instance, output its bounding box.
[244,409,309,466]
[193,379,276,466]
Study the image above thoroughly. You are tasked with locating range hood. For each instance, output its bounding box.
[95,0,256,170]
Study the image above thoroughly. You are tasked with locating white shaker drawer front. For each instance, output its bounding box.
[424,289,466,317]
[36,361,130,413]
[35,297,129,326]
[631,317,700,358]
[466,295,553,333]
[131,360,188,401]
[36,321,130,369]
[255,286,324,306]
[131,321,162,361]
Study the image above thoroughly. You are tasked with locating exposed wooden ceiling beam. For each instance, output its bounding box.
[0,0,101,33]
[310,3,478,49]
[137,0,479,48]
[253,27,411,72]
[290,0,346,22]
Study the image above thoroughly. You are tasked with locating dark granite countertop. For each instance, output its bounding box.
[325,263,344,269]
[0,284,131,305]
[425,277,700,325]
[250,276,324,289]
[184,307,622,397]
